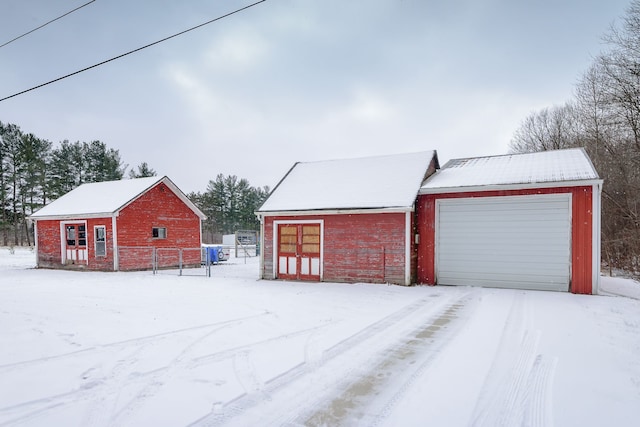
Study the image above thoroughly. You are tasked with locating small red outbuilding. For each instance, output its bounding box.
[256,151,440,286]
[30,176,205,271]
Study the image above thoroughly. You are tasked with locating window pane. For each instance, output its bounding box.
[280,243,296,253]
[280,226,297,235]
[302,243,319,253]
[66,226,76,245]
[95,226,106,257]
[152,227,167,239]
[78,226,87,246]
[303,225,319,235]
[281,235,296,245]
[302,235,320,244]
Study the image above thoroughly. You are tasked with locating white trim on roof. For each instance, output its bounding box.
[28,212,118,221]
[257,207,414,217]
[111,176,205,220]
[150,177,206,220]
[419,179,603,195]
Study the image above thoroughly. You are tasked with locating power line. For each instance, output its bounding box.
[0,0,97,49]
[0,0,267,103]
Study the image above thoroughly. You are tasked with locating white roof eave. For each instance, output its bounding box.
[256,206,415,217]
[30,212,117,221]
[419,178,604,195]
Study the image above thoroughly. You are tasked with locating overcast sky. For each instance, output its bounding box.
[0,0,632,193]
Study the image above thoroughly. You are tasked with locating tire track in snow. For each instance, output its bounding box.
[106,322,246,426]
[188,295,444,426]
[300,294,475,427]
[0,312,271,372]
[523,356,558,427]
[189,289,475,427]
[470,292,557,427]
[94,321,336,426]
[82,343,159,427]
[232,351,263,395]
[0,312,271,426]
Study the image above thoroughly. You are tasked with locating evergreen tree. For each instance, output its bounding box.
[19,133,52,245]
[128,162,157,178]
[49,140,77,200]
[1,123,24,244]
[0,122,15,245]
[196,174,269,235]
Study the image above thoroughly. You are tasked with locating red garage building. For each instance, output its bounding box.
[258,148,602,294]
[416,148,602,294]
[256,151,440,286]
[30,176,205,271]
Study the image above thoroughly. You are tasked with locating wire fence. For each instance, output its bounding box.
[118,246,216,276]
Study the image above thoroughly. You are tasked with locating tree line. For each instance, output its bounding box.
[509,0,640,276]
[188,174,270,243]
[0,121,268,246]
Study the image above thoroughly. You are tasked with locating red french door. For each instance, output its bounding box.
[277,223,321,281]
[64,223,88,264]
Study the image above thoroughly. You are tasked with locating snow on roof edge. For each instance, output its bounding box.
[257,150,438,213]
[420,148,599,191]
[30,176,206,220]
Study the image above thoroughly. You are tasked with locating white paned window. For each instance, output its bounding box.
[95,226,106,257]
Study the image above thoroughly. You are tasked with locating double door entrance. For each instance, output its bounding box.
[277,222,322,281]
[64,223,88,264]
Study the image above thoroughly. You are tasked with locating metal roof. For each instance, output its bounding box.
[421,148,600,193]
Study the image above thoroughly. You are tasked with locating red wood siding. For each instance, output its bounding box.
[35,218,115,270]
[263,212,409,285]
[35,220,63,267]
[35,182,201,272]
[416,186,594,294]
[117,182,201,270]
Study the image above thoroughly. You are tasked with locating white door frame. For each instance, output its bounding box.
[273,219,324,280]
[60,220,89,264]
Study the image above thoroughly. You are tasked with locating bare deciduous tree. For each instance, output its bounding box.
[510,0,640,276]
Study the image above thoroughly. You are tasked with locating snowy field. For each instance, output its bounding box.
[1,248,640,427]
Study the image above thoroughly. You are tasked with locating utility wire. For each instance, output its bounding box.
[0,0,267,103]
[0,0,97,49]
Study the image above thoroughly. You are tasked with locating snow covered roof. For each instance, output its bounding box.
[258,151,438,213]
[420,148,600,193]
[30,176,205,219]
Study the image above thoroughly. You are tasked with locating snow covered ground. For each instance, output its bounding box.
[1,247,639,427]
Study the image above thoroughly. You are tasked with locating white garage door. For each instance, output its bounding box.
[436,194,571,291]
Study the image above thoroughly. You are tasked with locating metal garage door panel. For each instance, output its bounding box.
[436,194,571,291]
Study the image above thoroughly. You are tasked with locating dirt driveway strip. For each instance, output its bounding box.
[193,288,478,427]
[301,295,472,426]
